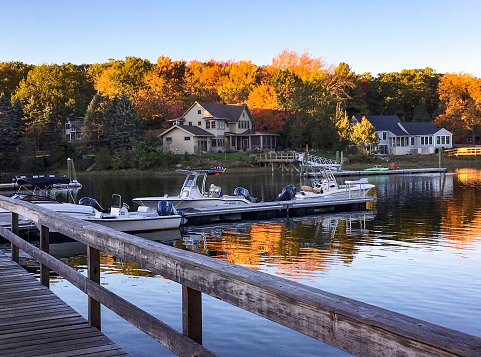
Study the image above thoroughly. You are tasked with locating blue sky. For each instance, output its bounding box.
[2,0,480,76]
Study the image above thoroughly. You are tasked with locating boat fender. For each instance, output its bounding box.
[79,197,109,213]
[276,185,296,201]
[157,200,175,216]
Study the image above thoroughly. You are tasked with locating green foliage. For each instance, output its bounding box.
[365,68,440,121]
[351,117,379,154]
[111,149,132,170]
[14,63,95,118]
[95,147,112,170]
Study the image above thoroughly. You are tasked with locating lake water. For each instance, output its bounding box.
[4,169,481,356]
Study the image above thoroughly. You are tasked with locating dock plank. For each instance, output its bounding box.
[0,250,129,357]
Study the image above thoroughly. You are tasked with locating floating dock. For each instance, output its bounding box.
[182,195,376,225]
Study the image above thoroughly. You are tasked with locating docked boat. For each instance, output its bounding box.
[294,167,375,200]
[133,167,375,214]
[4,193,183,233]
[133,168,255,210]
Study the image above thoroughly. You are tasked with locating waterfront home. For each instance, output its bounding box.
[352,115,453,155]
[160,102,278,154]
[64,118,83,142]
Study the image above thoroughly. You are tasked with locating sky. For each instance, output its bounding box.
[2,0,481,77]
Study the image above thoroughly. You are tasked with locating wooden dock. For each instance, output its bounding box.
[0,251,129,357]
[182,196,375,225]
[1,196,480,357]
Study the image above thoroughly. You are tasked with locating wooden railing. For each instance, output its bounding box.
[255,152,298,163]
[445,147,481,157]
[0,195,480,357]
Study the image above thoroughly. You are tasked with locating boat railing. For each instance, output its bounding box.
[0,195,479,357]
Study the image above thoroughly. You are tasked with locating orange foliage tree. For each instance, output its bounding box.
[434,73,481,141]
[271,48,329,79]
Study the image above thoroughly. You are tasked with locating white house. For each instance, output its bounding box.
[352,115,453,155]
[160,102,278,154]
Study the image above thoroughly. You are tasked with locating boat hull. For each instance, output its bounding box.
[84,215,182,232]
[133,196,251,210]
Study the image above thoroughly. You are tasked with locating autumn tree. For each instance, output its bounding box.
[351,116,379,154]
[0,62,33,100]
[333,103,353,150]
[134,56,187,128]
[90,57,152,99]
[184,59,223,103]
[218,60,258,104]
[14,63,95,119]
[434,72,481,142]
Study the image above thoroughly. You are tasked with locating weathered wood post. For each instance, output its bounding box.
[88,245,101,330]
[40,225,49,287]
[182,285,202,344]
[11,212,19,263]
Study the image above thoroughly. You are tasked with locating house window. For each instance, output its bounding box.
[441,136,446,145]
[165,137,172,143]
[437,136,440,145]
[429,137,433,145]
[410,137,415,146]
[210,121,216,129]
[217,121,225,130]
[382,132,387,140]
[198,121,201,126]
[446,136,450,145]
[188,122,192,126]
[206,121,210,129]
[184,137,191,141]
[65,123,70,130]
[198,110,201,114]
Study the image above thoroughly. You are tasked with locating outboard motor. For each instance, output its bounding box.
[276,185,296,201]
[79,197,108,213]
[233,187,257,203]
[157,200,175,216]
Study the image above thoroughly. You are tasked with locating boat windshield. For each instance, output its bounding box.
[177,168,225,195]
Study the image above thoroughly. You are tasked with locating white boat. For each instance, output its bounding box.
[133,167,375,213]
[294,167,375,200]
[4,193,183,233]
[133,168,254,210]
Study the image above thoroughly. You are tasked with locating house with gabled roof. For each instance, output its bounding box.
[160,101,278,153]
[352,115,453,155]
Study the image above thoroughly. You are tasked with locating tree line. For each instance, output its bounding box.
[0,49,480,171]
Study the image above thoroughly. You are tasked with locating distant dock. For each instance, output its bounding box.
[331,167,448,177]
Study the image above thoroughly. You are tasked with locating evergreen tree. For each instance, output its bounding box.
[0,94,14,153]
[83,93,110,150]
[106,94,143,151]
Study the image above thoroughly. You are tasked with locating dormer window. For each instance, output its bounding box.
[198,110,202,114]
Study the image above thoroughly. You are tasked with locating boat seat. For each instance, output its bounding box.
[301,185,313,192]
[180,190,189,198]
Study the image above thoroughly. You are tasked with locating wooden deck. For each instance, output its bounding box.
[0,251,129,357]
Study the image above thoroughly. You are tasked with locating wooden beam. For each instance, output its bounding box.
[182,285,202,344]
[87,245,101,331]
[11,212,19,263]
[39,224,49,288]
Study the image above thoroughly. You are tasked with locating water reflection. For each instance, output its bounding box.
[180,211,376,280]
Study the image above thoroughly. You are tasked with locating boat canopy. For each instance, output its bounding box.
[16,176,70,189]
